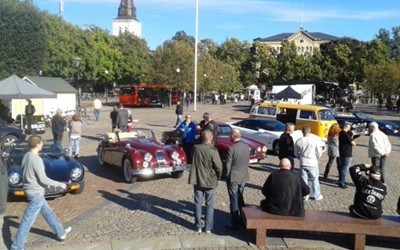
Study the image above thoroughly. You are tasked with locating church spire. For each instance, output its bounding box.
[117,0,138,21]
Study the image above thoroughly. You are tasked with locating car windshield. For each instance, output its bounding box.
[318,109,335,121]
[218,125,232,137]
[355,112,370,120]
[260,121,285,131]
[132,128,155,140]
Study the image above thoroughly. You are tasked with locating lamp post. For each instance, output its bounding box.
[74,57,81,108]
[203,74,207,104]
[105,70,109,104]
[176,67,181,102]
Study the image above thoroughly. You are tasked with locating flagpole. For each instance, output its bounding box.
[193,0,199,112]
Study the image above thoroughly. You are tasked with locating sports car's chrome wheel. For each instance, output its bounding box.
[273,140,279,155]
[0,135,18,153]
[98,146,105,166]
[123,158,137,183]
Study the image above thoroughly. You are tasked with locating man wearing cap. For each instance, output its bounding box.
[349,163,387,219]
[368,121,391,183]
[176,114,196,163]
[338,122,356,188]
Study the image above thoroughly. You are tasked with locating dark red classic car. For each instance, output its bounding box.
[97,129,188,183]
[162,122,267,164]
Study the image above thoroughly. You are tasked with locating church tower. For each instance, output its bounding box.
[112,0,142,37]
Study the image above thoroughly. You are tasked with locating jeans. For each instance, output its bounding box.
[68,136,81,156]
[11,193,65,250]
[175,115,182,126]
[94,109,100,121]
[227,181,245,227]
[339,157,352,186]
[300,165,321,199]
[194,186,215,231]
[371,156,387,183]
[323,156,340,178]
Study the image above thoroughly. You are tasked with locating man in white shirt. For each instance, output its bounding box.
[294,125,323,201]
[93,98,103,121]
[368,122,391,183]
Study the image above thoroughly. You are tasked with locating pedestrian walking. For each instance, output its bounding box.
[349,164,387,219]
[323,124,341,179]
[51,109,67,145]
[260,158,310,217]
[278,123,295,170]
[68,114,83,159]
[294,126,323,201]
[338,122,356,188]
[224,128,250,230]
[92,98,103,121]
[0,152,8,249]
[188,130,223,234]
[396,97,400,115]
[116,104,129,132]
[110,104,118,131]
[176,114,196,163]
[368,121,391,183]
[11,136,71,250]
[174,101,183,127]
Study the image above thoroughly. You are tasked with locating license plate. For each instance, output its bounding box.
[249,159,258,164]
[155,167,173,174]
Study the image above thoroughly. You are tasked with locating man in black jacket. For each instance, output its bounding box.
[349,164,387,219]
[278,123,295,170]
[174,101,183,127]
[51,109,67,144]
[224,128,250,230]
[260,158,310,217]
[0,152,7,249]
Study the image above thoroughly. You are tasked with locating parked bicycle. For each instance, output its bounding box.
[76,108,94,125]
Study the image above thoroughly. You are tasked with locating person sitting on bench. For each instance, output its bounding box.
[349,164,387,219]
[260,158,310,217]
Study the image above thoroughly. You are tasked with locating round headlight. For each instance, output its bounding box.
[143,161,149,168]
[257,147,261,152]
[262,146,268,152]
[9,172,21,185]
[144,153,152,162]
[171,151,179,160]
[71,167,83,181]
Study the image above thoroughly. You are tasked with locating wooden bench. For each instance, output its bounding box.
[242,207,400,250]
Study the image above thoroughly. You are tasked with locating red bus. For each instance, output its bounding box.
[119,83,179,107]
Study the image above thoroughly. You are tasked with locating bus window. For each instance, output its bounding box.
[299,110,317,120]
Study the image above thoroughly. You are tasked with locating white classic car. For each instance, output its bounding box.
[230,119,326,155]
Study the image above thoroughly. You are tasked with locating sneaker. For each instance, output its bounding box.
[196,228,202,233]
[303,195,309,201]
[315,195,323,201]
[338,184,348,189]
[205,230,212,234]
[59,226,72,240]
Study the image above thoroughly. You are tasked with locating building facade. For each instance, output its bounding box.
[112,0,142,38]
[254,28,339,55]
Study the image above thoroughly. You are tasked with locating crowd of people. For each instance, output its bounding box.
[2,101,400,249]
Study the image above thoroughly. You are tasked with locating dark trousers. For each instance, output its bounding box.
[371,156,387,183]
[52,132,63,145]
[227,180,246,227]
[182,141,194,164]
[324,156,340,178]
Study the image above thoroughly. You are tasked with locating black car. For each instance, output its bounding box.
[0,118,26,153]
[5,140,85,199]
[334,111,399,135]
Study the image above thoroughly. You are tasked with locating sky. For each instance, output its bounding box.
[34,0,400,50]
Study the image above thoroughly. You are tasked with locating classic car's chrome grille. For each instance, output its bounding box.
[249,148,257,156]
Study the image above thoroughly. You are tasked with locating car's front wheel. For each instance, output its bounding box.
[0,135,18,153]
[273,140,279,155]
[123,158,137,183]
[98,146,106,167]
[171,171,183,179]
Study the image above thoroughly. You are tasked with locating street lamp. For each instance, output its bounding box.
[105,70,109,104]
[176,68,181,102]
[74,57,81,108]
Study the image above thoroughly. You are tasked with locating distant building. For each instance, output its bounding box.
[112,0,142,38]
[254,28,339,55]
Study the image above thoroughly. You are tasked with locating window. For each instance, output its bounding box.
[258,107,276,116]
[299,110,316,120]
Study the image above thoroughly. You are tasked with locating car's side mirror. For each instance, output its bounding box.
[0,150,9,162]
